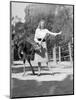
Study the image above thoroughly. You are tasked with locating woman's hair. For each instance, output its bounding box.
[37,19,46,29]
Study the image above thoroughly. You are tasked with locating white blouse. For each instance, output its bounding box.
[34,28,58,44]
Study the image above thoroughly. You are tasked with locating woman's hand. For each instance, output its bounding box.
[58,31,62,35]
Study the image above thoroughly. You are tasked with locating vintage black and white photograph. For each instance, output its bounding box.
[10,1,74,98]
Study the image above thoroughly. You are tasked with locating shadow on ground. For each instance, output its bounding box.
[12,66,49,73]
[11,75,74,98]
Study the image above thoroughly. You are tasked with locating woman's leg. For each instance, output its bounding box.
[23,58,26,76]
[38,62,41,76]
[45,46,50,70]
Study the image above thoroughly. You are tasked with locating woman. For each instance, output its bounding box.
[34,19,62,75]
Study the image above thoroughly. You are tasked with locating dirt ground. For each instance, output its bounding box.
[11,61,74,98]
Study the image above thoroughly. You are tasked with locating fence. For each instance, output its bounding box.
[48,42,73,63]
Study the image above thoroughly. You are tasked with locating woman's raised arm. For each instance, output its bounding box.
[46,29,62,36]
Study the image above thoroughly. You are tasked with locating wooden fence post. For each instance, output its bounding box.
[59,46,61,63]
[53,45,56,63]
[68,42,72,62]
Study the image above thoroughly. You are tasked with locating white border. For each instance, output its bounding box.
[0,0,75,100]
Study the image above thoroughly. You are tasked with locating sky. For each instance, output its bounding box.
[12,2,29,22]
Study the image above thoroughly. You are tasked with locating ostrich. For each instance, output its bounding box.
[18,36,43,76]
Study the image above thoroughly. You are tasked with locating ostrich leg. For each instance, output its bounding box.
[28,60,35,75]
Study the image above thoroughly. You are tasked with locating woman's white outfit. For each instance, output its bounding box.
[34,28,57,63]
